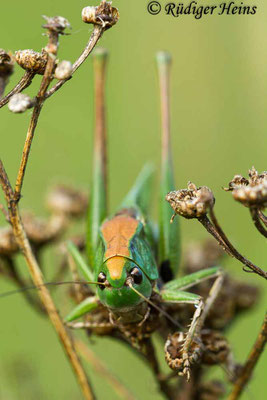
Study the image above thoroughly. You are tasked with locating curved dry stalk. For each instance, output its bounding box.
[0,71,35,108]
[208,208,267,279]
[0,160,95,400]
[75,339,136,400]
[249,208,267,238]
[44,25,104,100]
[258,210,267,227]
[228,313,267,400]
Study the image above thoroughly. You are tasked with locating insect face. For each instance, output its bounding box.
[96,259,153,310]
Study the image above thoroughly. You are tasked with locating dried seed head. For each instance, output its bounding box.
[54,60,72,80]
[42,15,71,33]
[22,212,67,245]
[201,330,230,365]
[0,227,18,256]
[225,167,267,208]
[82,1,119,28]
[166,182,215,220]
[165,331,203,373]
[15,49,48,74]
[8,93,34,113]
[46,185,88,217]
[0,49,14,78]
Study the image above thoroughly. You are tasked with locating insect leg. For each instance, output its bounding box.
[161,268,224,379]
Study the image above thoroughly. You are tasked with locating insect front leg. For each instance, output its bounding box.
[161,267,224,380]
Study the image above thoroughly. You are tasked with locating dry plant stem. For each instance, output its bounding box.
[44,25,104,100]
[208,208,267,279]
[75,339,136,400]
[0,160,95,400]
[258,210,267,227]
[198,215,233,257]
[0,27,96,400]
[249,208,267,238]
[0,71,35,108]
[14,30,59,201]
[228,313,267,400]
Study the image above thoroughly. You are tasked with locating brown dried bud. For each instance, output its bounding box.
[22,212,67,246]
[166,182,215,220]
[8,93,34,113]
[46,185,88,217]
[0,49,14,78]
[42,15,71,33]
[82,1,119,28]
[54,60,72,80]
[225,167,267,208]
[201,330,230,365]
[15,49,48,75]
[0,227,18,256]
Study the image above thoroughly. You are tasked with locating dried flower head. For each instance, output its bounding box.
[42,15,71,33]
[46,185,88,217]
[82,1,119,28]
[0,49,14,78]
[22,212,67,246]
[8,93,34,113]
[225,167,267,208]
[166,182,215,220]
[165,331,203,373]
[15,49,48,75]
[201,330,230,365]
[0,227,18,256]
[54,60,72,80]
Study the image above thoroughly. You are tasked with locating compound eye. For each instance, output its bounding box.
[97,272,106,290]
[130,267,143,285]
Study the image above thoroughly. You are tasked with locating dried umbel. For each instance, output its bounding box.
[46,185,88,217]
[54,60,72,80]
[201,330,230,365]
[166,182,215,220]
[165,331,203,373]
[15,49,48,75]
[82,1,119,28]
[165,329,230,375]
[0,49,14,78]
[42,15,71,33]
[225,167,267,208]
[8,93,34,113]
[0,227,18,256]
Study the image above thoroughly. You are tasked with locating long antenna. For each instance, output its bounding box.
[0,280,103,299]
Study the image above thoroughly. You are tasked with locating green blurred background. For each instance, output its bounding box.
[0,0,266,399]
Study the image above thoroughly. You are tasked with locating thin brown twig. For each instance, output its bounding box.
[0,23,96,400]
[249,208,267,238]
[44,25,104,100]
[75,339,136,400]
[13,29,59,201]
[228,312,267,400]
[257,209,267,228]
[0,71,35,109]
[208,208,267,279]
